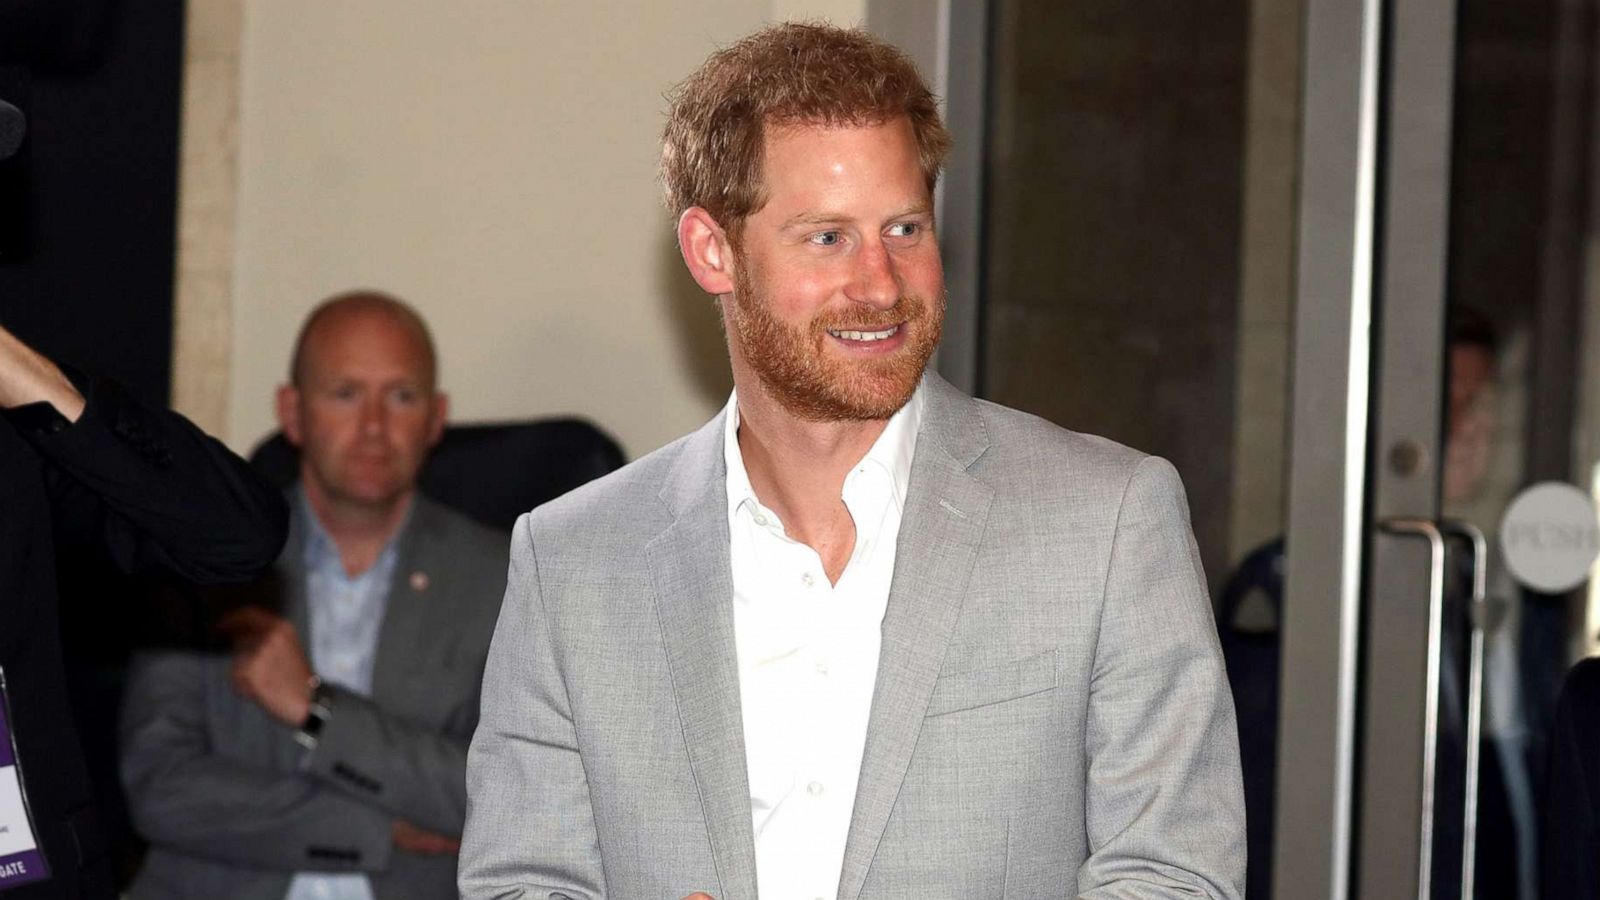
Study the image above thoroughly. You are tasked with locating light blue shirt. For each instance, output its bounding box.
[285,489,407,900]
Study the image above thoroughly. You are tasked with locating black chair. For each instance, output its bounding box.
[250,418,626,532]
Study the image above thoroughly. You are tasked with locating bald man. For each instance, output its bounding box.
[120,292,509,900]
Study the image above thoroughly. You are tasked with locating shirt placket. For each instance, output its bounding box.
[772,507,852,899]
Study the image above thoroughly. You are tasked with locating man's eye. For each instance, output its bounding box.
[391,388,419,405]
[810,231,843,246]
[332,386,359,401]
[888,222,920,238]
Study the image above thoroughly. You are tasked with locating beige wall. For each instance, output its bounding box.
[1226,0,1302,567]
[772,0,864,25]
[172,0,244,439]
[185,0,864,458]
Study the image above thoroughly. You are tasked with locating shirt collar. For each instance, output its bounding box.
[722,379,925,518]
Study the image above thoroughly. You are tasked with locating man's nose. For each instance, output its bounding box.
[359,397,387,434]
[845,238,900,310]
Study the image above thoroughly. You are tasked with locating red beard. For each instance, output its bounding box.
[728,251,943,422]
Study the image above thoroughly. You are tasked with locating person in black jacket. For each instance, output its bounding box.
[1542,656,1600,899]
[0,321,288,898]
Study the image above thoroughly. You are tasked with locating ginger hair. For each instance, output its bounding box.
[660,22,951,239]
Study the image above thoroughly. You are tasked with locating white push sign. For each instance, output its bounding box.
[1498,481,1600,593]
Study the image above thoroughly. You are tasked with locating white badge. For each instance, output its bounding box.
[0,666,50,890]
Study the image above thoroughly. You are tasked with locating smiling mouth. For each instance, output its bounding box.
[827,325,901,342]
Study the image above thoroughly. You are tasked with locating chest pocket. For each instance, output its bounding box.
[926,649,1057,717]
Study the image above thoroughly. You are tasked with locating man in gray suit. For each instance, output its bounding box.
[121,293,509,899]
[462,23,1245,900]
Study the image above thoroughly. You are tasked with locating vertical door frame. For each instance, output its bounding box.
[1273,0,1385,896]
[1356,0,1462,894]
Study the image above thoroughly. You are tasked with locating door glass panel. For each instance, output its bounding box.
[1434,1,1598,896]
[978,2,1302,896]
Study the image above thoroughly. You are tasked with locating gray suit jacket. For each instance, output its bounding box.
[461,375,1245,899]
[121,493,510,900]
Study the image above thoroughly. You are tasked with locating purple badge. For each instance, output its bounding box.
[0,670,51,890]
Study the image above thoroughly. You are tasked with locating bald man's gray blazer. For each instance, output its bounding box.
[122,495,510,900]
[461,374,1246,899]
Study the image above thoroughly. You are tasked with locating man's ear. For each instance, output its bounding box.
[275,384,304,447]
[677,207,736,296]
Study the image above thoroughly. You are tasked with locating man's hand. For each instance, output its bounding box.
[217,607,314,727]
[392,820,460,855]
[680,894,715,899]
[0,324,85,420]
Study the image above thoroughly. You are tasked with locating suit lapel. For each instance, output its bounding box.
[268,501,312,771]
[370,498,432,706]
[837,375,994,900]
[647,415,759,900]
[279,512,311,643]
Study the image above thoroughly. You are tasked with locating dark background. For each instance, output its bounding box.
[0,0,183,402]
[0,0,186,885]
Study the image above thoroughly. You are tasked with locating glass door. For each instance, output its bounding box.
[1360,0,1600,896]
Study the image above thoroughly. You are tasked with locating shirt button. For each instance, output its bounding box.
[807,781,824,796]
[753,513,769,527]
[815,660,830,677]
[801,572,814,588]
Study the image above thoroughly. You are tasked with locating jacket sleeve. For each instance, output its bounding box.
[1077,456,1247,899]
[120,649,393,873]
[459,514,607,900]
[300,681,476,836]
[20,372,288,583]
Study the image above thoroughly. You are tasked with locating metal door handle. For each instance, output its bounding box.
[1380,517,1446,900]
[1441,519,1487,900]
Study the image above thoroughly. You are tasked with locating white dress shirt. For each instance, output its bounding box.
[724,386,923,900]
[285,491,406,900]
